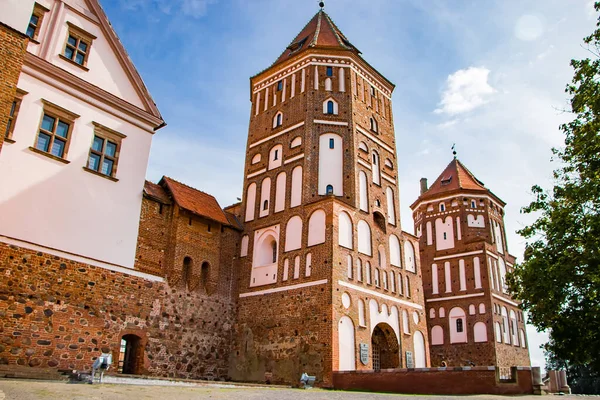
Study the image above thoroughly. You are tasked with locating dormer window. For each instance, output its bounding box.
[441,176,452,186]
[288,36,308,54]
[62,23,96,68]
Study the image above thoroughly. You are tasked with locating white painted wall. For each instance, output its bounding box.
[444,262,452,293]
[357,220,372,256]
[290,136,302,148]
[371,151,380,185]
[369,300,401,342]
[432,263,439,294]
[0,0,34,34]
[413,331,426,368]
[251,153,261,164]
[426,221,432,245]
[268,144,282,170]
[318,134,343,196]
[285,216,302,251]
[305,253,312,277]
[359,171,368,212]
[479,303,486,314]
[0,73,153,268]
[339,67,345,92]
[338,211,353,249]
[474,257,482,289]
[274,172,286,212]
[459,259,466,291]
[259,177,271,217]
[293,255,300,279]
[494,221,504,253]
[402,309,410,334]
[386,187,395,225]
[245,183,256,221]
[290,166,302,207]
[449,307,467,344]
[240,235,249,257]
[431,325,444,345]
[358,299,366,326]
[435,217,455,251]
[467,214,485,227]
[389,235,400,267]
[404,241,416,272]
[498,258,507,293]
[250,225,280,287]
[474,321,488,343]
[307,209,326,246]
[338,316,356,371]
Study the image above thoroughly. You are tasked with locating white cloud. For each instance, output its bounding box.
[515,15,545,41]
[434,67,496,116]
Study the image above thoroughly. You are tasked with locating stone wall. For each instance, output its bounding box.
[0,22,27,154]
[332,366,534,395]
[0,241,235,380]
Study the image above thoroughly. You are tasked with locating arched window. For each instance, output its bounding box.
[469,304,476,315]
[326,184,333,194]
[365,262,372,285]
[398,274,403,295]
[449,307,467,343]
[290,136,302,148]
[495,322,502,343]
[263,200,268,210]
[323,98,338,115]
[479,303,486,314]
[251,228,279,287]
[275,172,286,212]
[307,209,326,246]
[357,220,372,256]
[268,144,283,170]
[358,299,366,327]
[374,268,380,287]
[356,258,363,282]
[402,309,410,334]
[273,111,283,128]
[200,261,210,291]
[319,133,343,196]
[325,77,332,91]
[510,310,519,346]
[501,306,510,343]
[306,253,312,277]
[370,117,378,133]
[439,307,445,318]
[382,271,388,290]
[251,153,261,164]
[259,177,271,217]
[386,187,396,225]
[347,254,353,279]
[271,242,277,263]
[439,203,445,212]
[338,211,353,249]
[430,308,436,319]
[378,246,387,269]
[390,271,395,292]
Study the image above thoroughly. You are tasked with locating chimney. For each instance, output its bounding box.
[420,178,428,195]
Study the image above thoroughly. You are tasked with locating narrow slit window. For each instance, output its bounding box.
[277,80,283,91]
[327,101,334,115]
[326,66,333,77]
[329,138,334,149]
[326,185,333,195]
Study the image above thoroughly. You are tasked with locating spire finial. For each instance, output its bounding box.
[452,143,457,159]
[319,1,325,10]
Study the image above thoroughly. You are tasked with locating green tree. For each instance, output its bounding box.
[508,3,600,376]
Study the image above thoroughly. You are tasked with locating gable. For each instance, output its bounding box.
[43,0,161,119]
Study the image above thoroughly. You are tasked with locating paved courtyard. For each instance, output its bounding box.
[0,380,585,400]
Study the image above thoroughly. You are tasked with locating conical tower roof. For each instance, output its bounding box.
[411,158,505,208]
[272,9,360,67]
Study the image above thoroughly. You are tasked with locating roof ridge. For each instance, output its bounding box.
[310,10,323,47]
[162,176,218,201]
[323,11,352,49]
[456,158,485,187]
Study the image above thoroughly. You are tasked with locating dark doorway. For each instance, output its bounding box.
[371,323,400,370]
[118,334,142,375]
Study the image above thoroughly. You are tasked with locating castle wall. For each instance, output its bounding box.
[0,241,235,380]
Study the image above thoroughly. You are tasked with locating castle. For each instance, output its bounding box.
[0,0,530,389]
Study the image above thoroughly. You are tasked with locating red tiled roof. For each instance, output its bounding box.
[143,180,171,204]
[411,158,504,208]
[160,177,230,226]
[272,10,360,67]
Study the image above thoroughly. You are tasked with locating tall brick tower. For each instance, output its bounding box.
[410,158,530,369]
[230,7,429,386]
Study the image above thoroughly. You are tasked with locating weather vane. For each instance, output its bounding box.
[319,1,325,9]
[452,143,457,158]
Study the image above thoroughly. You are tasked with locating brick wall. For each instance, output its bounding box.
[0,241,235,380]
[0,23,27,154]
[332,366,534,395]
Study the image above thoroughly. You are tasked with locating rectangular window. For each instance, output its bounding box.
[329,138,334,149]
[4,89,27,141]
[84,122,125,180]
[370,85,376,97]
[277,80,283,91]
[26,3,48,41]
[31,100,79,161]
[62,22,96,68]
[326,66,333,77]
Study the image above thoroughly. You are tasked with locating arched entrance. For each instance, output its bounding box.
[371,323,399,370]
[118,334,142,375]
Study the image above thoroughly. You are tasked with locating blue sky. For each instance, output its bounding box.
[101,0,597,370]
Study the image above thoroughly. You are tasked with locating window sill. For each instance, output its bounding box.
[28,38,40,45]
[3,138,16,144]
[83,166,119,182]
[28,146,70,164]
[59,54,89,71]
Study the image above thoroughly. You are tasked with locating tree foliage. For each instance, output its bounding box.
[508,3,600,376]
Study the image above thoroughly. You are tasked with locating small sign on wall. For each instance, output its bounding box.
[359,343,369,365]
[405,351,414,368]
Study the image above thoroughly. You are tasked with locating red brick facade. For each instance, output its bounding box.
[0,22,27,153]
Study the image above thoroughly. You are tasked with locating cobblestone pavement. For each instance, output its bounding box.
[0,379,585,400]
